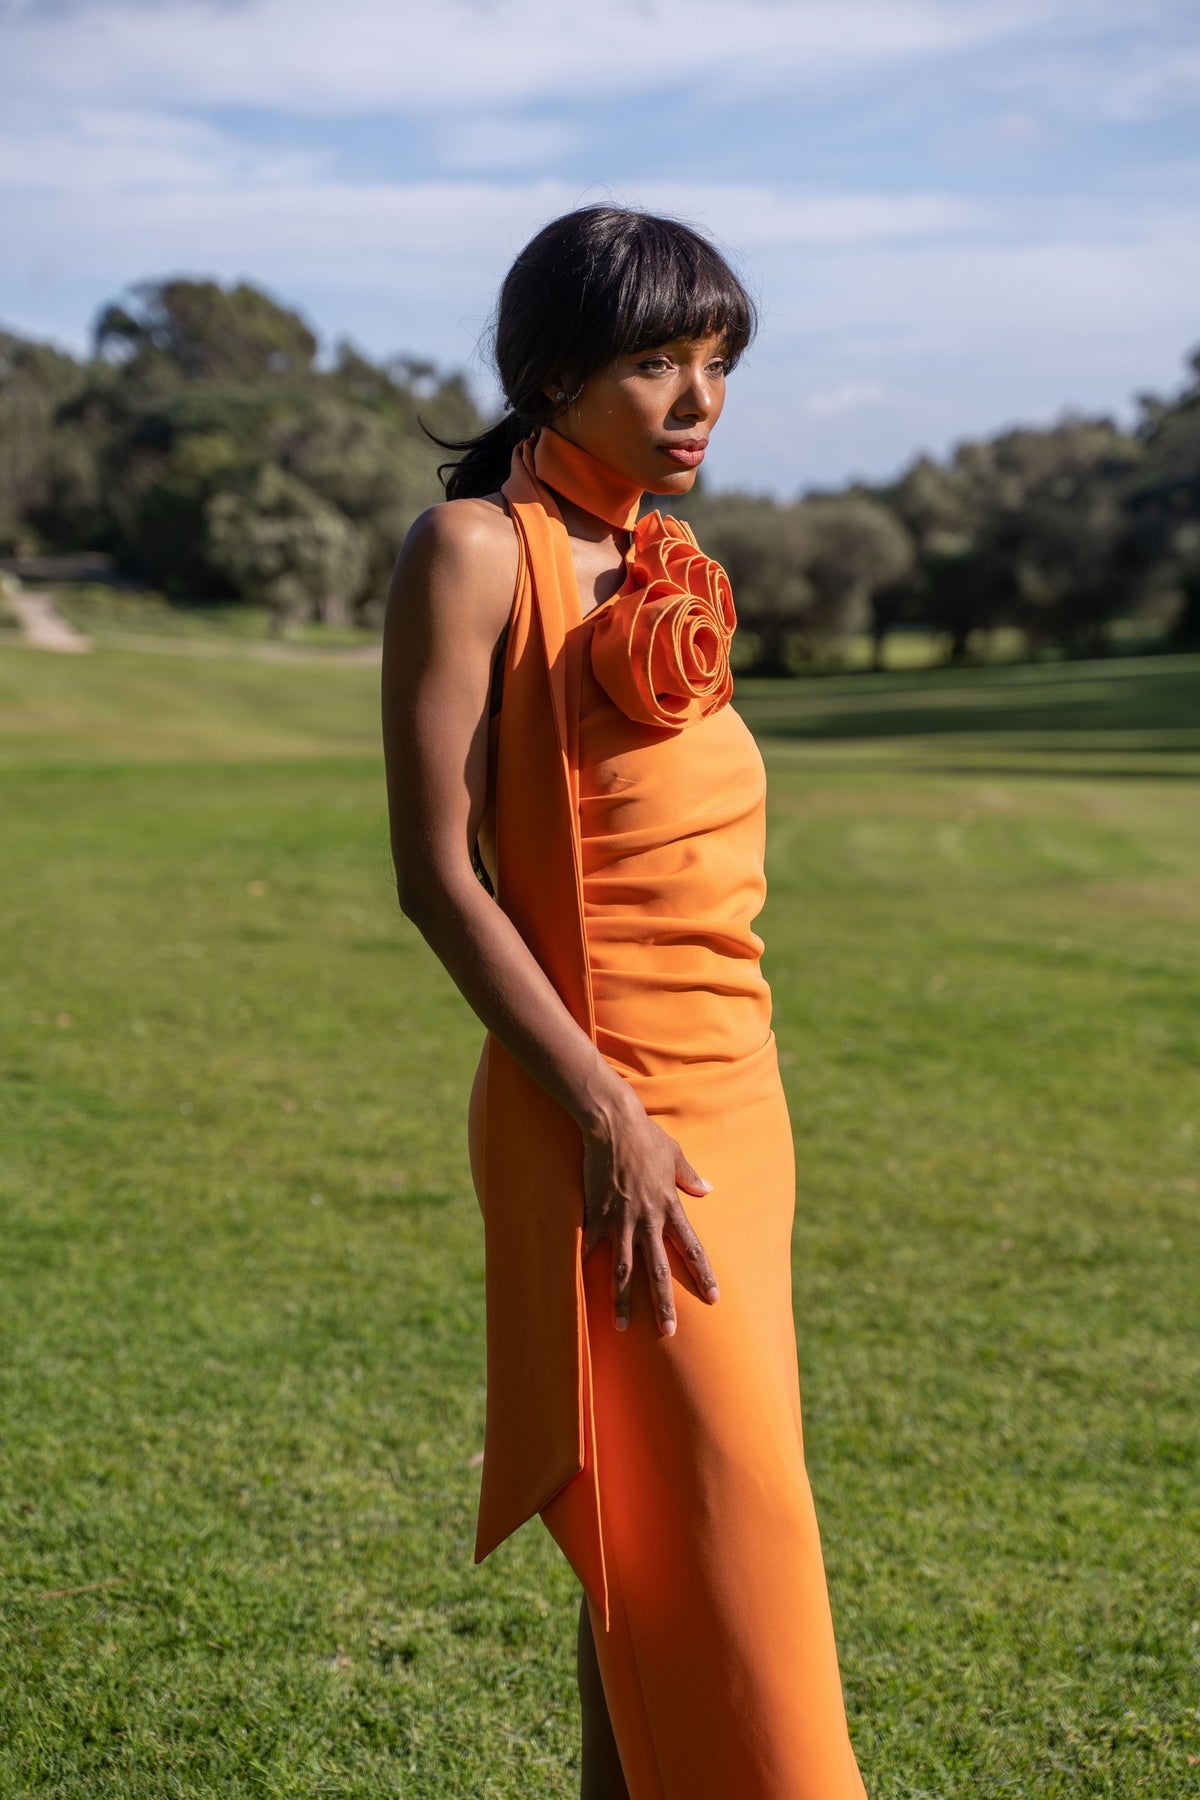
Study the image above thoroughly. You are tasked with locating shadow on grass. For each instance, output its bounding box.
[734,654,1200,770]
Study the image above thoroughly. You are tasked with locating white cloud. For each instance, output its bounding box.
[726,213,1200,491]
[3,0,1197,496]
[769,210,1200,357]
[4,0,1195,129]
[949,1,1200,126]
[431,114,579,173]
[0,109,322,194]
[990,111,1046,146]
[0,0,1068,115]
[0,106,990,286]
[803,381,887,417]
[635,186,987,251]
[4,149,1196,492]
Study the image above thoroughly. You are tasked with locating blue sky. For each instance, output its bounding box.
[2,0,1198,495]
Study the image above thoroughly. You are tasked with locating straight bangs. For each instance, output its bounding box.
[611,216,759,370]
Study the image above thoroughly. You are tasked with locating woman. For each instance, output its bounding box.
[382,206,867,1800]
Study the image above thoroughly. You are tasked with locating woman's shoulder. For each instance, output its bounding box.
[389,494,518,634]
[402,493,516,573]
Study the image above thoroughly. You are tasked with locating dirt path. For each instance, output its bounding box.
[2,581,93,653]
[0,577,385,663]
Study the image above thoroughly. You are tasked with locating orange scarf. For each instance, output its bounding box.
[473,427,735,1623]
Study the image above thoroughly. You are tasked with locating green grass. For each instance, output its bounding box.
[734,653,1200,777]
[47,585,376,650]
[0,639,381,768]
[1,636,1198,1797]
[37,583,1177,671]
[3,637,1199,778]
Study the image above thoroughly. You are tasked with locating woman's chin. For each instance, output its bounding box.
[647,465,699,497]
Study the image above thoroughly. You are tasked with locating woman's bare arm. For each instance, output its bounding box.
[381,498,719,1334]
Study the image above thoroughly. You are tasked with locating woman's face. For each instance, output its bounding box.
[552,332,729,497]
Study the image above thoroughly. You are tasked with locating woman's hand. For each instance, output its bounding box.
[581,1088,720,1336]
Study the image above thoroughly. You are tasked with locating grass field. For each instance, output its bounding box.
[1,635,1198,1798]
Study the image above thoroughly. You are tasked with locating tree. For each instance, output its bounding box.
[920,538,1014,662]
[76,286,484,609]
[1132,347,1200,646]
[95,280,318,384]
[793,492,914,654]
[694,495,815,675]
[883,417,1146,660]
[268,394,447,613]
[959,418,1144,656]
[4,273,1194,661]
[0,331,88,552]
[206,466,367,631]
[875,455,977,663]
[694,490,913,673]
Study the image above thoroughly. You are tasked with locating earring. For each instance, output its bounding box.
[554,390,566,402]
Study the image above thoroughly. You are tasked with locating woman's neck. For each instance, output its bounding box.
[532,426,643,534]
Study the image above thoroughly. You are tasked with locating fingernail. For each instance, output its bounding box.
[615,1317,628,1332]
[700,1180,713,1193]
[662,1318,676,1337]
[707,1284,720,1301]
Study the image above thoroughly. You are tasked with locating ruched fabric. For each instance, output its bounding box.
[468,428,867,1798]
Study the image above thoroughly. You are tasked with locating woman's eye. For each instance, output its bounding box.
[637,356,672,373]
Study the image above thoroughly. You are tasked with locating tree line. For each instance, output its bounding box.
[2,276,1198,666]
[685,368,1200,670]
[0,279,477,633]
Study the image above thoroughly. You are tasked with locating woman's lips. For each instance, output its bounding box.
[659,441,707,468]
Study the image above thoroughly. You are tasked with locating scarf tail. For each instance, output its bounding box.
[472,441,608,1622]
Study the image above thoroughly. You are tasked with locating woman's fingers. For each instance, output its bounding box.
[670,1140,719,1302]
[639,1226,677,1337]
[587,1124,716,1332]
[673,1142,712,1198]
[665,1203,720,1304]
[612,1231,635,1332]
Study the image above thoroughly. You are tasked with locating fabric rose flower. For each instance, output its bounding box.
[589,513,736,728]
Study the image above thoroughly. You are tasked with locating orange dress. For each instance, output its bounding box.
[469,429,867,1799]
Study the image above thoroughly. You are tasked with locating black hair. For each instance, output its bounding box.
[433,205,757,500]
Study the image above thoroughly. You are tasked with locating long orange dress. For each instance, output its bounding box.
[468,428,867,1799]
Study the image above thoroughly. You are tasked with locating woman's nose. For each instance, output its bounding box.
[673,376,712,422]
